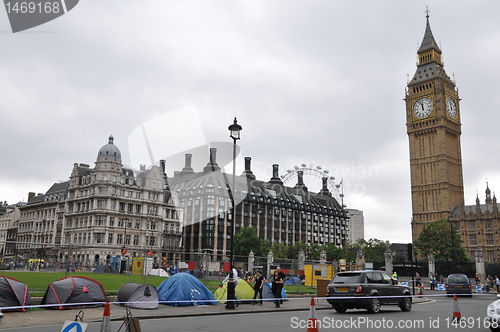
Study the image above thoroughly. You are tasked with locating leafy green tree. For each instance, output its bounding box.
[234,227,260,256]
[307,243,322,260]
[414,219,469,262]
[342,238,390,262]
[271,242,290,258]
[289,241,309,259]
[321,243,345,261]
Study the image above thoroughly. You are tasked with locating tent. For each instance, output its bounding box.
[284,277,302,285]
[0,276,32,312]
[41,276,107,310]
[262,282,287,301]
[117,282,158,309]
[214,278,255,304]
[157,273,217,306]
[148,268,169,277]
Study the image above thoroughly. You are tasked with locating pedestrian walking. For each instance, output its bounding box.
[415,272,421,287]
[252,271,265,305]
[495,276,500,293]
[220,267,240,307]
[271,270,284,308]
[275,267,287,305]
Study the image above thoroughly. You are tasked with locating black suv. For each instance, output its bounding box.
[326,270,412,313]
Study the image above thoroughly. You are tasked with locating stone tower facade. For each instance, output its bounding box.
[405,12,465,242]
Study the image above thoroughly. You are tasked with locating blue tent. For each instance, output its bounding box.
[262,282,287,300]
[284,277,301,285]
[157,273,217,306]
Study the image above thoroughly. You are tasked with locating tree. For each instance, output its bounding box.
[234,227,260,256]
[288,241,309,259]
[339,238,391,262]
[321,243,345,261]
[271,242,289,259]
[414,219,469,262]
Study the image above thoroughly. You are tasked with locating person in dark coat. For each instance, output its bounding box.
[271,270,284,308]
[252,271,265,305]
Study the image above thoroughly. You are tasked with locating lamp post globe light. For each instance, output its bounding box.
[226,117,242,310]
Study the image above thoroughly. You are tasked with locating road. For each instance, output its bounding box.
[2,294,498,331]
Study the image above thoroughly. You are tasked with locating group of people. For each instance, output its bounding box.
[221,267,287,308]
[484,275,500,293]
[251,267,287,308]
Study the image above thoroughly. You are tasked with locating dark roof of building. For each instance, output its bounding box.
[418,15,441,54]
[169,169,344,213]
[408,14,454,87]
[27,182,69,205]
[408,62,453,86]
[451,203,499,216]
[97,135,122,160]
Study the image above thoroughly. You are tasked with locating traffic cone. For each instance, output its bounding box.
[99,301,111,332]
[307,297,319,332]
[452,294,462,322]
[418,285,424,297]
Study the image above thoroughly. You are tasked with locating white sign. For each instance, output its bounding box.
[208,262,220,271]
[437,284,445,291]
[476,285,483,293]
[61,321,88,332]
[178,261,188,269]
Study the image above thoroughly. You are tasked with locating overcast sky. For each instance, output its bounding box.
[2,1,500,244]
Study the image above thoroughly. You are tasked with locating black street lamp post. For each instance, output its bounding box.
[226,117,242,310]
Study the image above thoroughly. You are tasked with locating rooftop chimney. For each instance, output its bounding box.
[294,170,308,192]
[241,157,256,180]
[203,148,221,173]
[179,153,195,176]
[269,164,283,185]
[319,177,331,196]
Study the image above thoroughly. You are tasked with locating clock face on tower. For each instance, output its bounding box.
[413,97,433,119]
[446,98,457,118]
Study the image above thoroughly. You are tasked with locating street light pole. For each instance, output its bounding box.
[226,117,242,310]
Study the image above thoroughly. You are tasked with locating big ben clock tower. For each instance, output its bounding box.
[406,10,465,242]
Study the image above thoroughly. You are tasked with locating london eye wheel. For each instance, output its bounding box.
[280,164,345,207]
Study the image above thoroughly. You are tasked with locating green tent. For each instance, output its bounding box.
[214,278,255,303]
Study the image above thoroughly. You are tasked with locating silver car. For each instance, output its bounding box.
[486,294,500,331]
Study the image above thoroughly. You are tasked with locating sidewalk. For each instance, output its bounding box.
[0,295,432,329]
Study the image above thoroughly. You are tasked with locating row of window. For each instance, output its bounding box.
[469,233,494,246]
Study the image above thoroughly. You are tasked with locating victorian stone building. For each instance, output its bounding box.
[17,136,183,266]
[449,185,500,262]
[14,136,351,266]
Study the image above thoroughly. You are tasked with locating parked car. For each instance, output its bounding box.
[486,294,500,331]
[326,270,412,313]
[446,274,472,297]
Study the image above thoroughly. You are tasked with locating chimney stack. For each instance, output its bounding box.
[294,170,308,192]
[241,157,256,180]
[179,154,195,176]
[203,148,221,173]
[319,177,331,196]
[269,164,283,185]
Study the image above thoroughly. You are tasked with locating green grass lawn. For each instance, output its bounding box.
[0,271,316,296]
